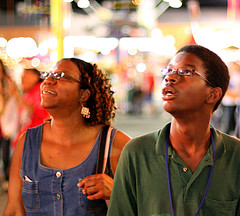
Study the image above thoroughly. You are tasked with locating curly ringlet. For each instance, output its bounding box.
[62,57,116,126]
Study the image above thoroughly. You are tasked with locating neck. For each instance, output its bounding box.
[46,110,97,145]
[169,116,212,172]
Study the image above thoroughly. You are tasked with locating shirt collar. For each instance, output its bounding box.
[155,123,225,160]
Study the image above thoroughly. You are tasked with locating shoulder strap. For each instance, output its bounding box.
[102,125,113,173]
[96,125,110,174]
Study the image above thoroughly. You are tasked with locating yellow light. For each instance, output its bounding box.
[132,0,144,6]
[77,0,90,8]
[151,28,163,38]
[50,51,58,62]
[0,37,7,47]
[32,58,41,68]
[39,41,49,56]
[168,0,182,8]
[128,48,138,55]
[81,51,95,63]
[48,38,58,50]
[136,63,146,73]
[6,37,38,58]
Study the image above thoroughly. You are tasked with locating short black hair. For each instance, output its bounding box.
[177,45,230,111]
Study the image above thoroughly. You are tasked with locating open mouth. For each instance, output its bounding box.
[42,90,57,96]
[162,88,175,96]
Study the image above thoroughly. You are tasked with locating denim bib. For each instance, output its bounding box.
[20,124,116,216]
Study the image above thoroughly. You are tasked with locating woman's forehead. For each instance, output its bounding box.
[53,60,80,73]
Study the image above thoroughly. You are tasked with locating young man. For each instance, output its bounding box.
[107,45,240,216]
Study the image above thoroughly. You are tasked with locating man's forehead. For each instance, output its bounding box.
[169,52,203,68]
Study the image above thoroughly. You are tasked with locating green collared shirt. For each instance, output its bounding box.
[107,123,240,216]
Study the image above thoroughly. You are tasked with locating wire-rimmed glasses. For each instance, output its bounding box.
[40,71,81,84]
[161,68,215,87]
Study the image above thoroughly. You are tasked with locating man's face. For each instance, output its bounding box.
[161,52,212,116]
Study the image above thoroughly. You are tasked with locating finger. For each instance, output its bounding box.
[87,191,105,200]
[77,174,101,187]
[83,185,100,195]
[77,177,95,188]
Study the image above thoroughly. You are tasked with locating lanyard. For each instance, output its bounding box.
[235,106,240,137]
[165,131,215,216]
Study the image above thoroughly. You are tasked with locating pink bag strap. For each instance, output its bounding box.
[96,125,113,174]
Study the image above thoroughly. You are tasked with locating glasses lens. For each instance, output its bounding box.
[40,72,49,79]
[179,69,193,76]
[161,68,170,76]
[59,72,65,79]
[52,72,59,79]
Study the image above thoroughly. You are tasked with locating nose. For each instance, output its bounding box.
[163,73,179,85]
[42,75,56,85]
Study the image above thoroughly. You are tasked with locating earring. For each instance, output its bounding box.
[81,106,90,118]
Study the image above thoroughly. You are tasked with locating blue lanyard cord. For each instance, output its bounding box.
[165,132,215,216]
[235,106,240,137]
[165,137,174,216]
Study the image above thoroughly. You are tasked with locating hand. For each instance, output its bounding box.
[77,174,113,200]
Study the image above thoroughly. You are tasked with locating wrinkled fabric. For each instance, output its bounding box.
[21,124,116,216]
[107,123,240,216]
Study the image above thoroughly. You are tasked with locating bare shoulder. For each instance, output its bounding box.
[14,132,27,157]
[112,129,131,151]
[110,129,131,174]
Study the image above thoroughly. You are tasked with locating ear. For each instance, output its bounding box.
[206,87,222,105]
[79,89,91,103]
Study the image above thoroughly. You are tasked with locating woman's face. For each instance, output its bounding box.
[40,59,82,111]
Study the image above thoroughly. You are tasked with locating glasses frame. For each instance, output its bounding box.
[161,68,215,87]
[40,71,81,84]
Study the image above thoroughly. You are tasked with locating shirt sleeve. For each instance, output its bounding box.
[107,143,137,216]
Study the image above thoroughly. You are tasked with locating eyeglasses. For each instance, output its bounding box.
[40,71,81,84]
[161,68,215,87]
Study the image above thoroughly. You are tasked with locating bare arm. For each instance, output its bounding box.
[3,133,26,216]
[110,130,131,174]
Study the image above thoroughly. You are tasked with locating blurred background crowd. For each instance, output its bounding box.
[0,0,240,196]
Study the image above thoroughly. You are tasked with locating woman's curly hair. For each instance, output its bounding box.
[63,58,116,126]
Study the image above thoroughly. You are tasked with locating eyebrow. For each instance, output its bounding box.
[168,63,196,69]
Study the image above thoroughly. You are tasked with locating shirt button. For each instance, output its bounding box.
[56,171,62,178]
[57,194,61,200]
[183,167,188,172]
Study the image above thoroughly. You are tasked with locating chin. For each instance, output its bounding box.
[41,103,53,109]
[163,104,179,116]
[163,102,173,112]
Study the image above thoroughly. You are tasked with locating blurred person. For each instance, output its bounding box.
[127,80,144,114]
[0,59,18,191]
[143,71,155,115]
[107,45,240,216]
[231,62,240,138]
[3,58,130,215]
[11,68,49,148]
[219,61,240,134]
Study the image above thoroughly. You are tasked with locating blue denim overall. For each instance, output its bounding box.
[20,124,116,216]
